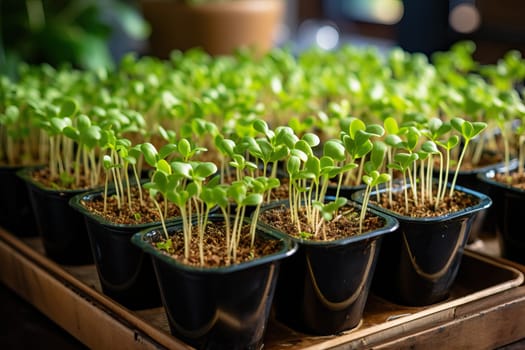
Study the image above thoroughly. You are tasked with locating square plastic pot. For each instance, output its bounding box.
[352,184,492,306]
[132,214,297,350]
[69,189,164,310]
[257,199,399,335]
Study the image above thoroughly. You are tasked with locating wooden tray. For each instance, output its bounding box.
[1,226,525,349]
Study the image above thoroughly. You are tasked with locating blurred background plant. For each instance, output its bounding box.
[0,0,149,77]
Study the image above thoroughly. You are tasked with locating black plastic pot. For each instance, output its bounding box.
[257,200,399,335]
[0,165,38,236]
[478,169,525,264]
[17,167,93,265]
[131,215,297,350]
[353,184,491,306]
[69,190,163,310]
[439,157,518,239]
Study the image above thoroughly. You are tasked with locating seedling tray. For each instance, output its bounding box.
[1,226,525,349]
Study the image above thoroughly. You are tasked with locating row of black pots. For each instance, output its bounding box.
[128,183,490,348]
[126,202,399,348]
[7,166,298,349]
[4,165,496,349]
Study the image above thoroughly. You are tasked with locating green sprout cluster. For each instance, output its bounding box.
[2,41,524,265]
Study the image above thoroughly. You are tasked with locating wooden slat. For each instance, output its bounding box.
[372,290,525,350]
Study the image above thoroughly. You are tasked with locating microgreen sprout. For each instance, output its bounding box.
[449,118,487,196]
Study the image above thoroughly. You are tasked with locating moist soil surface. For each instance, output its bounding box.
[30,167,98,190]
[81,187,181,225]
[268,180,289,201]
[259,204,385,241]
[493,172,525,190]
[85,188,282,268]
[372,188,479,217]
[156,222,282,267]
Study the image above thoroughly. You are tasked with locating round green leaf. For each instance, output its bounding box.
[323,139,345,161]
[140,143,158,166]
[59,98,78,118]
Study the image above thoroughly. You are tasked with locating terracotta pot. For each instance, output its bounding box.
[140,0,284,57]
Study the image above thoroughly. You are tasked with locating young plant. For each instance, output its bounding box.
[226,179,263,262]
[434,135,459,201]
[141,142,176,241]
[0,78,46,166]
[311,196,349,240]
[420,117,453,205]
[338,117,383,187]
[360,141,390,233]
[250,119,290,179]
[284,130,368,239]
[448,117,487,196]
[322,138,356,200]
[214,134,237,180]
[99,130,144,214]
[35,98,105,189]
[387,152,418,212]
[382,114,488,214]
[285,132,323,234]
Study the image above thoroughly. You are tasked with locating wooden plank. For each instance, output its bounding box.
[371,293,525,350]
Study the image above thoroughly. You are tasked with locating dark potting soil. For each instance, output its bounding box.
[373,189,479,217]
[494,172,525,190]
[259,204,385,241]
[155,222,282,267]
[268,179,290,201]
[30,167,96,190]
[81,187,181,225]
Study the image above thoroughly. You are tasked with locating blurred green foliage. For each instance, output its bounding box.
[0,0,149,76]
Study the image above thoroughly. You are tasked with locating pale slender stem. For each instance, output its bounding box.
[435,152,444,209]
[407,167,417,206]
[449,140,470,197]
[359,185,372,234]
[153,198,169,241]
[440,149,451,202]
